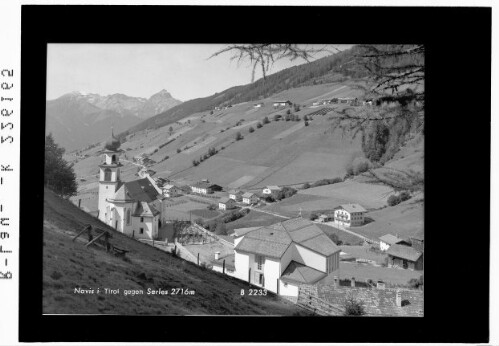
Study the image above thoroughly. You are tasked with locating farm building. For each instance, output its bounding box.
[162,184,182,198]
[191,181,223,195]
[138,168,156,178]
[242,192,259,205]
[228,189,244,202]
[386,244,424,271]
[154,177,169,187]
[263,185,282,195]
[219,197,236,210]
[333,203,367,227]
[317,214,334,223]
[379,234,411,251]
[233,217,341,297]
[253,102,264,108]
[273,100,292,108]
[410,230,424,252]
[338,97,356,104]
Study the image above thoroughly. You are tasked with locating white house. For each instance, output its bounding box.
[228,190,244,202]
[191,181,223,195]
[242,192,258,205]
[273,100,292,108]
[253,103,264,108]
[219,197,236,210]
[233,218,341,297]
[97,130,166,241]
[379,234,411,252]
[333,203,367,227]
[263,185,281,195]
[162,184,181,198]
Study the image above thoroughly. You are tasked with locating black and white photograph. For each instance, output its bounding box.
[8,3,491,344]
[43,42,425,316]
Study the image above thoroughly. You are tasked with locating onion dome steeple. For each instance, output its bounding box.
[104,127,121,151]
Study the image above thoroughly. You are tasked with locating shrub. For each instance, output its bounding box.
[263,116,270,124]
[387,194,402,206]
[235,132,243,141]
[273,114,281,121]
[256,122,263,128]
[305,121,309,126]
[248,127,255,133]
[192,160,199,166]
[344,296,366,316]
[207,204,217,211]
[328,233,340,244]
[302,182,311,189]
[194,218,204,225]
[177,148,181,153]
[286,109,291,115]
[285,115,291,121]
[399,191,411,202]
[50,271,63,280]
[309,213,318,220]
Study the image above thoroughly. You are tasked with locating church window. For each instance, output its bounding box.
[140,228,144,234]
[112,154,116,163]
[104,168,112,181]
[126,209,131,225]
[140,217,144,223]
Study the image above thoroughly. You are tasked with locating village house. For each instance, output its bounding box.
[263,185,281,195]
[191,181,223,195]
[386,244,424,270]
[273,100,292,108]
[162,183,182,198]
[97,130,166,241]
[219,197,236,210]
[228,189,244,202]
[253,102,264,108]
[138,167,156,178]
[333,203,367,227]
[379,234,411,251]
[410,230,424,252]
[233,217,341,297]
[242,192,259,205]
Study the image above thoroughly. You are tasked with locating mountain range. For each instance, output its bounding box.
[46,90,182,151]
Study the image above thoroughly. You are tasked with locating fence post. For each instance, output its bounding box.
[197,253,200,266]
[277,279,279,295]
[223,259,225,274]
[78,199,81,208]
[248,268,251,285]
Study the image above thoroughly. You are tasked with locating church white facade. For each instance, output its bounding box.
[97,131,166,240]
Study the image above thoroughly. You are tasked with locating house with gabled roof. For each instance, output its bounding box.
[262,185,281,195]
[386,244,424,270]
[97,130,166,240]
[162,183,182,198]
[241,192,258,205]
[333,203,367,227]
[379,234,411,251]
[233,217,341,297]
[228,189,244,202]
[410,230,424,252]
[191,181,223,195]
[219,197,236,210]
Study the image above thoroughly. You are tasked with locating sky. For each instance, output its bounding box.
[46,44,353,101]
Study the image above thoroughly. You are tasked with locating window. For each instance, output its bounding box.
[126,209,131,226]
[104,168,112,181]
[283,282,288,288]
[256,255,265,271]
[140,217,144,223]
[140,228,144,234]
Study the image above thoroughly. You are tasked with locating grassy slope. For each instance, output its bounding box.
[43,188,305,315]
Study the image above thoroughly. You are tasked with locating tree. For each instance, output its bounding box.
[45,133,77,197]
[286,109,291,115]
[344,295,366,316]
[177,148,181,153]
[215,222,228,235]
[192,159,199,166]
[263,116,270,124]
[235,132,243,141]
[305,121,309,127]
[302,182,311,189]
[168,126,174,136]
[387,194,401,206]
[273,114,281,121]
[309,212,318,220]
[256,122,263,128]
[248,126,255,133]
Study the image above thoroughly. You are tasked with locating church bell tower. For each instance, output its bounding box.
[97,129,122,224]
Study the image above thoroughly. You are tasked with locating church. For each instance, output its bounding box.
[97,131,166,240]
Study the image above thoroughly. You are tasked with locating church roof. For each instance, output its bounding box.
[111,178,161,203]
[133,201,160,217]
